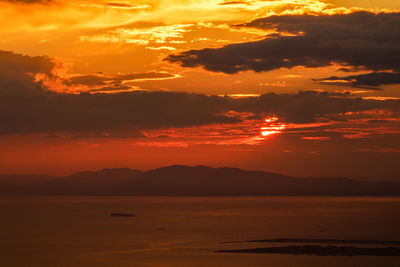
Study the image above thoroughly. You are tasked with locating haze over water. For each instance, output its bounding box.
[1,196,399,267]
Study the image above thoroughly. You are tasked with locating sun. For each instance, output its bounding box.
[260,116,286,137]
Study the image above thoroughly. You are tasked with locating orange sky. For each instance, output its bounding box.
[0,0,399,179]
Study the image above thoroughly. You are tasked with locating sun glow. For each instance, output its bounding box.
[261,116,286,137]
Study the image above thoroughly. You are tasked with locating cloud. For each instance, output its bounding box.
[0,51,236,134]
[1,50,399,135]
[166,11,400,74]
[219,1,249,5]
[79,23,192,46]
[63,72,178,93]
[231,90,400,124]
[314,72,400,89]
[0,50,54,76]
[73,2,151,10]
[65,72,177,85]
[0,50,55,95]
[0,90,238,135]
[105,3,151,10]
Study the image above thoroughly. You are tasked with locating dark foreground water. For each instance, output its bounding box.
[1,196,399,267]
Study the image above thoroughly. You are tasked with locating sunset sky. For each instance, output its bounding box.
[0,0,399,180]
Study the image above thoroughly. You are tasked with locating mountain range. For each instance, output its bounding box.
[0,165,399,196]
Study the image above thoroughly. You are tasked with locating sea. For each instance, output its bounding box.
[1,196,399,266]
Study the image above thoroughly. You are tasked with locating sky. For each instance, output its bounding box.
[0,0,399,180]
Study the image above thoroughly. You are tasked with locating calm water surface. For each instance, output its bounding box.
[1,196,399,266]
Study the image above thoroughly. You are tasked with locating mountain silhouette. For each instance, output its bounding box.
[0,165,399,196]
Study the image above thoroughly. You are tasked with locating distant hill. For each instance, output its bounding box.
[0,165,399,196]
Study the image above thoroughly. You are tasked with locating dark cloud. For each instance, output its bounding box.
[219,1,249,5]
[0,51,236,134]
[0,50,55,96]
[63,71,177,93]
[314,72,400,89]
[71,131,146,139]
[0,50,54,77]
[337,68,354,72]
[105,2,148,9]
[0,90,237,135]
[166,11,400,74]
[64,72,176,87]
[232,90,400,124]
[106,3,134,8]
[1,50,399,135]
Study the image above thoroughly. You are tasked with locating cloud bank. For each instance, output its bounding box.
[315,72,400,89]
[166,11,400,74]
[1,50,399,135]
